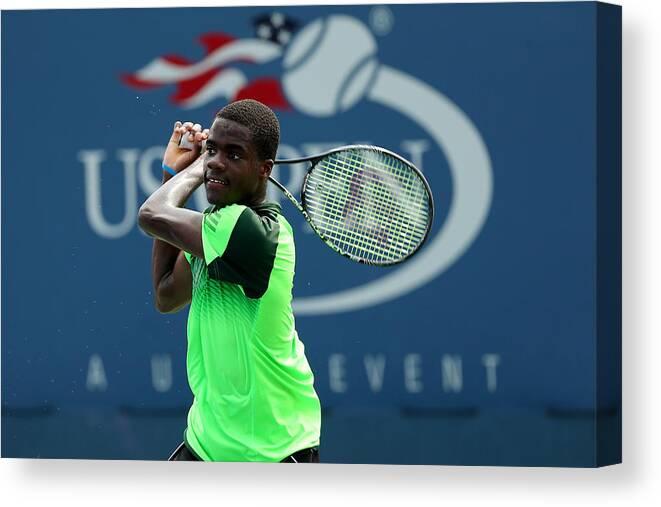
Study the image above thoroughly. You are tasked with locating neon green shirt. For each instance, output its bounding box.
[183,202,321,461]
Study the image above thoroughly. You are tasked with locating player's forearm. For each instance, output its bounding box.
[137,159,205,257]
[148,171,181,297]
[139,158,204,218]
[147,168,194,312]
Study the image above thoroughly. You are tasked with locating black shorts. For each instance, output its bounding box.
[168,442,320,463]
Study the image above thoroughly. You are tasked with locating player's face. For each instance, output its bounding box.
[203,118,271,207]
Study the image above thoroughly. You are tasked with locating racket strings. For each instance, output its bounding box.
[304,148,431,263]
[319,159,429,225]
[307,171,423,255]
[313,151,427,218]
[326,151,430,242]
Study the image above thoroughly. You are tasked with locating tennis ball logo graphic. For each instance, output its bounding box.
[282,15,379,117]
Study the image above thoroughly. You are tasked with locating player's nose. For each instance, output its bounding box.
[206,155,225,172]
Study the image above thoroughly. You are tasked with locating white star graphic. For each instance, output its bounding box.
[257,24,272,40]
[270,12,285,28]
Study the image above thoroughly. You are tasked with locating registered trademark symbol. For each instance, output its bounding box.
[369,6,394,36]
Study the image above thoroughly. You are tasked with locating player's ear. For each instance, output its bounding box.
[260,159,274,179]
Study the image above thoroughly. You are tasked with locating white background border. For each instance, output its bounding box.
[1,0,658,505]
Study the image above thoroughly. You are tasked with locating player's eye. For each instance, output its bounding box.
[206,145,217,156]
[228,152,241,161]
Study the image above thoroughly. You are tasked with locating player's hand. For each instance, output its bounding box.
[163,121,209,173]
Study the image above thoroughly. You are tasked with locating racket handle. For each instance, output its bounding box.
[178,130,206,151]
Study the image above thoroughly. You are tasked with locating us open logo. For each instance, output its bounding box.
[81,12,493,316]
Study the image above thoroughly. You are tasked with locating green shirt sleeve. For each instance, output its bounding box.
[201,204,247,265]
[201,204,281,299]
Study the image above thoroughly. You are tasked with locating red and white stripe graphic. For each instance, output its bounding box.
[122,33,290,110]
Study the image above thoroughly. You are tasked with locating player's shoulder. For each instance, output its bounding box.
[250,201,283,221]
[221,202,283,244]
[254,202,295,243]
[204,202,291,247]
[253,202,295,236]
[244,202,284,228]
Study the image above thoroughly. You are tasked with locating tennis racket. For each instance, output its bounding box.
[180,136,434,266]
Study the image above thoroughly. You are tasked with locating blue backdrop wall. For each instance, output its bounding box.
[1,2,619,465]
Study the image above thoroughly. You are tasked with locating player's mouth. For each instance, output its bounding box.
[206,175,229,189]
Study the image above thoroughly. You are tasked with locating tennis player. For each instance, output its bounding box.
[138,99,321,463]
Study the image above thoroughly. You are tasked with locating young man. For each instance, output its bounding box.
[138,99,321,462]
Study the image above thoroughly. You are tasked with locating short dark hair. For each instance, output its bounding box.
[216,99,280,160]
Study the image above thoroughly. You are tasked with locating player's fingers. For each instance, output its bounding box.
[168,121,183,144]
[189,124,203,143]
[194,129,208,142]
[186,121,201,142]
[178,121,191,141]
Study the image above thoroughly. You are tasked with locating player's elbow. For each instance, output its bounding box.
[155,301,177,314]
[138,202,170,238]
[138,201,173,235]
[154,294,182,314]
[137,203,157,235]
[154,282,189,314]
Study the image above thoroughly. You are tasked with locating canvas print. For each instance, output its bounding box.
[1,1,621,466]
